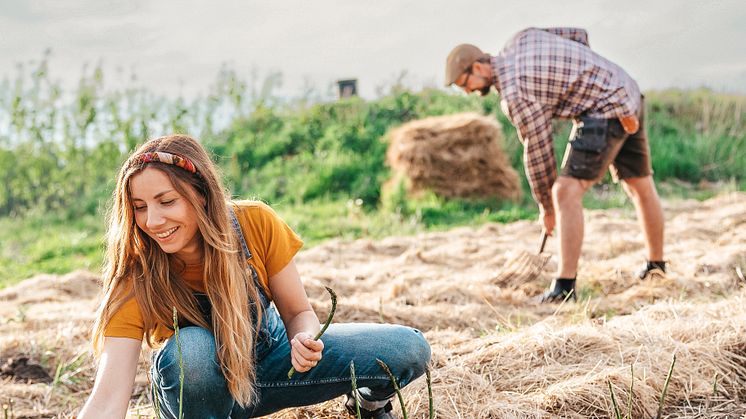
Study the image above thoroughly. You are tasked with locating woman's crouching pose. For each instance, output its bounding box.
[78,134,430,419]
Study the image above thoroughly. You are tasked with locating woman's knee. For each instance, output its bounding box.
[409,327,431,368]
[386,326,431,382]
[155,327,225,390]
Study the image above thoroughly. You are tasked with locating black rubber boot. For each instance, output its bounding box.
[541,278,577,303]
[638,261,666,280]
[345,393,395,419]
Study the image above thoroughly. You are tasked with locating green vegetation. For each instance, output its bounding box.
[426,367,435,419]
[656,354,677,419]
[647,90,746,182]
[376,358,408,419]
[0,58,744,288]
[172,307,185,419]
[0,213,103,289]
[349,361,362,419]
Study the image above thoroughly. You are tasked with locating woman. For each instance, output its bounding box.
[78,134,430,419]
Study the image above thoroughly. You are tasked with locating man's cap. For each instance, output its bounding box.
[444,44,488,87]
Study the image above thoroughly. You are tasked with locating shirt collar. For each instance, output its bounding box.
[489,55,503,92]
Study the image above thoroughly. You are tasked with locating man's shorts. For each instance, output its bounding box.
[560,98,652,182]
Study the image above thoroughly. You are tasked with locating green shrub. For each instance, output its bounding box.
[1,59,744,285]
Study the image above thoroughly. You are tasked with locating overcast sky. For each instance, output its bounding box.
[1,0,745,100]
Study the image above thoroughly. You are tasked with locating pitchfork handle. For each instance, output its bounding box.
[538,231,548,254]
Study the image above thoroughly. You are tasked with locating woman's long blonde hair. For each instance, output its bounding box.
[92,134,262,406]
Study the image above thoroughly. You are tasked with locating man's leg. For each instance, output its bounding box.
[544,116,628,302]
[611,96,664,278]
[621,175,665,262]
[552,176,595,279]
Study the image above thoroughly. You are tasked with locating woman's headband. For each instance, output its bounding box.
[131,151,198,174]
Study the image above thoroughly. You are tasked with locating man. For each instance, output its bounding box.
[445,27,666,302]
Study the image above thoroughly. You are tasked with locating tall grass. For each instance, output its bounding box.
[1,58,744,287]
[0,212,103,288]
[3,59,742,221]
[646,89,746,182]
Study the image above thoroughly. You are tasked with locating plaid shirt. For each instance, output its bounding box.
[491,27,641,213]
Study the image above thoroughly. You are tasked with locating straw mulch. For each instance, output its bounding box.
[1,192,745,418]
[386,112,522,200]
[423,296,746,418]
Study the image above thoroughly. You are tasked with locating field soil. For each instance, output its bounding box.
[1,192,745,418]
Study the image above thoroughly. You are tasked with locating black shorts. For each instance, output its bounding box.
[560,98,652,182]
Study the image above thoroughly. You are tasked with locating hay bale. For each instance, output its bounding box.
[386,112,521,200]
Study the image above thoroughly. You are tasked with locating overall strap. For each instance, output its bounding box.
[228,205,269,307]
[229,205,253,260]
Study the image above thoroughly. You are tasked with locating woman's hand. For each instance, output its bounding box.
[268,260,325,373]
[289,332,324,373]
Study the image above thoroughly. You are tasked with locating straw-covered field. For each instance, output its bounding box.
[1,192,745,418]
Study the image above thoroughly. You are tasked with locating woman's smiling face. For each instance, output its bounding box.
[130,167,203,264]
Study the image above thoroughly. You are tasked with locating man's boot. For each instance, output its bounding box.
[541,277,577,303]
[638,260,666,280]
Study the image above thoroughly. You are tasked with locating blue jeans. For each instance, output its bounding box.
[150,306,431,418]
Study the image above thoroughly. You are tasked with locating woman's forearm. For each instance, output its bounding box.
[284,309,321,340]
[78,395,128,419]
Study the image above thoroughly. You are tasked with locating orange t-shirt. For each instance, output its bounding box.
[103,200,303,342]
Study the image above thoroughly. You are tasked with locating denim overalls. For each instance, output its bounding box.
[150,209,431,419]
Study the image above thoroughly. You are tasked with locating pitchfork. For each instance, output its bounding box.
[493,231,551,287]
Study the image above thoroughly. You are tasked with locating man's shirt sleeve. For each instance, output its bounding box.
[502,98,556,213]
[541,27,590,47]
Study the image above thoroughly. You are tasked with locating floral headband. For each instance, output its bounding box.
[132,151,197,174]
